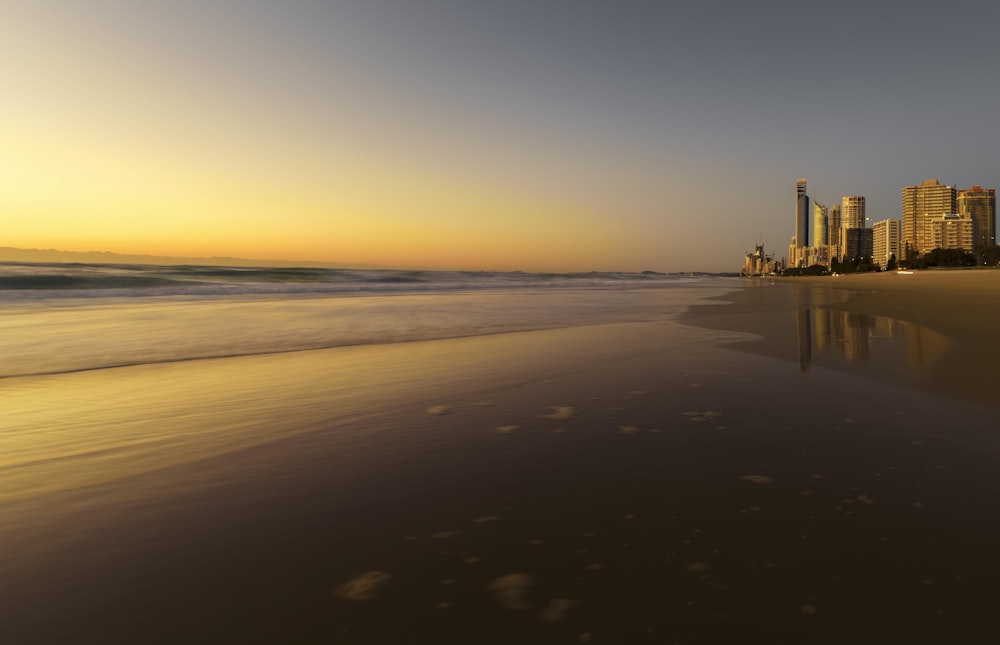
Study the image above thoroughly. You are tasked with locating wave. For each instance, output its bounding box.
[0,262,694,300]
[0,262,733,380]
[0,274,188,290]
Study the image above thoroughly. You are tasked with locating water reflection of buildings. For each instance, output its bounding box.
[795,308,950,370]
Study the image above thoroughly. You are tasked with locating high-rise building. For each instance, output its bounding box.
[840,196,867,262]
[957,186,996,250]
[844,228,874,261]
[796,179,810,257]
[828,205,842,262]
[902,179,957,256]
[930,214,975,252]
[841,196,866,230]
[743,245,776,276]
[813,202,828,247]
[872,219,901,268]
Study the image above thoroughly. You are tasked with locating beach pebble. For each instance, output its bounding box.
[473,516,501,523]
[496,425,518,434]
[426,405,451,415]
[487,574,536,610]
[431,530,459,539]
[335,571,392,602]
[619,425,640,435]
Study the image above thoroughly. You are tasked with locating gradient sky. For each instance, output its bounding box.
[3,0,999,272]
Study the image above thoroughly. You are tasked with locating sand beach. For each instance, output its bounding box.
[3,276,1000,644]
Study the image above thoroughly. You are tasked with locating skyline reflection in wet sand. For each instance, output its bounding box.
[795,307,951,373]
[683,281,973,406]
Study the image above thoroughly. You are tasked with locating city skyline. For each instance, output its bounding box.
[3,1,1000,272]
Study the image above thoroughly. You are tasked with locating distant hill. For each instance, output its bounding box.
[0,247,385,269]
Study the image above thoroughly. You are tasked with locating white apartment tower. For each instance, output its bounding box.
[872,219,901,268]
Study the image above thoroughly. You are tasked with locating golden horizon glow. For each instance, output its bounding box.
[3,117,634,271]
[0,3,689,273]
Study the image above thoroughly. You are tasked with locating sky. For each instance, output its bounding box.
[2,0,999,272]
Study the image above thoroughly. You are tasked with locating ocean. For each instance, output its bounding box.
[0,262,717,379]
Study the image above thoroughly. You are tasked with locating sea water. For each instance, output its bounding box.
[0,262,722,378]
[1,261,736,506]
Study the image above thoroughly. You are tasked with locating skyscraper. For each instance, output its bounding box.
[902,179,957,256]
[796,179,809,258]
[841,196,866,230]
[840,196,866,262]
[828,205,842,259]
[813,202,828,247]
[844,228,873,262]
[957,186,996,250]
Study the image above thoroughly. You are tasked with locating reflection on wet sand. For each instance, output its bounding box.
[795,307,951,371]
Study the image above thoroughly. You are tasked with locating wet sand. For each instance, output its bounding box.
[4,284,1000,643]
[682,270,1000,407]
